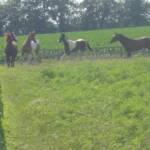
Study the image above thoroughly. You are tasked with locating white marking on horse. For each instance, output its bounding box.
[67,40,76,51]
[31,40,39,50]
[76,39,84,42]
[67,39,85,51]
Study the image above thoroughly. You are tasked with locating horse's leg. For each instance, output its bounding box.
[27,52,33,64]
[71,48,78,56]
[60,53,66,60]
[22,53,27,64]
[11,56,16,67]
[6,55,10,67]
[35,46,41,63]
[21,51,24,64]
[127,50,132,58]
[86,42,93,51]
[21,54,24,64]
[21,48,27,64]
[23,52,30,64]
[10,56,12,67]
[32,49,36,63]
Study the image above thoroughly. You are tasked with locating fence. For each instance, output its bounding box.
[40,46,150,59]
[0,46,150,63]
[41,46,125,59]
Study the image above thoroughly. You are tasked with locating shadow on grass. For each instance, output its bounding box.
[0,85,6,150]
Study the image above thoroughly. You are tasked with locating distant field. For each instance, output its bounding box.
[0,57,150,150]
[0,26,150,51]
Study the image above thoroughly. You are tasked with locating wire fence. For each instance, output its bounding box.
[40,46,150,59]
[0,46,150,63]
[41,46,125,59]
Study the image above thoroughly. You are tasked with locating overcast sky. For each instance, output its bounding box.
[77,0,83,2]
[1,0,150,3]
[0,0,83,2]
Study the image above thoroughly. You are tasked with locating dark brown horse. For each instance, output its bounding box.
[22,32,41,63]
[59,33,93,57]
[111,33,150,57]
[5,32,18,67]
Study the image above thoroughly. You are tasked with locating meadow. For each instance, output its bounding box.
[0,26,150,150]
[0,57,150,150]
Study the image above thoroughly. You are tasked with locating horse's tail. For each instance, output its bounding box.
[86,42,93,51]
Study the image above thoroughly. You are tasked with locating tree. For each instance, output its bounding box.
[21,0,55,33]
[0,0,149,33]
[123,0,149,26]
[81,0,98,30]
[43,0,76,32]
[0,4,7,35]
[4,0,22,34]
[81,0,118,29]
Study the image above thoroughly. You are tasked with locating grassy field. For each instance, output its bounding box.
[0,26,150,51]
[0,57,150,150]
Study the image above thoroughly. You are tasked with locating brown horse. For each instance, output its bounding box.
[22,32,41,63]
[5,32,18,67]
[111,33,150,57]
[59,33,93,57]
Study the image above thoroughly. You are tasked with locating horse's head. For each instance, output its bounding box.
[28,32,36,41]
[58,33,66,43]
[5,32,12,43]
[5,32,17,47]
[111,33,122,43]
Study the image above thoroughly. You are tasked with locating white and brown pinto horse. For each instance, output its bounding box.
[59,33,93,58]
[5,32,18,67]
[22,32,41,63]
[111,33,150,57]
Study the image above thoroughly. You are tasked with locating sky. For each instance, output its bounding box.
[77,0,83,2]
[0,0,84,3]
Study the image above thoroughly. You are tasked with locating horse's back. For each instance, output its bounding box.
[76,39,88,50]
[132,37,150,49]
[139,37,150,47]
[144,38,150,48]
[76,39,85,42]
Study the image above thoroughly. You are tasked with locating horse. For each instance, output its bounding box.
[111,33,150,57]
[22,32,41,64]
[5,32,18,67]
[58,33,93,58]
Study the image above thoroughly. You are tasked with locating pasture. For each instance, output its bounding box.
[0,26,150,62]
[0,57,150,150]
[0,26,150,60]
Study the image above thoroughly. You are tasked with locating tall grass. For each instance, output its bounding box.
[0,57,150,150]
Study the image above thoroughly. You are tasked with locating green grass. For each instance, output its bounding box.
[0,57,150,150]
[0,85,6,150]
[0,26,150,52]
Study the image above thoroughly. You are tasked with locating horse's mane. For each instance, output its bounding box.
[118,34,132,40]
[27,32,36,42]
[5,32,12,43]
[118,34,148,41]
[23,32,36,46]
[5,32,17,43]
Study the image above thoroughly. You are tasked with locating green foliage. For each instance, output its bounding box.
[0,0,150,33]
[0,57,150,150]
[0,84,6,150]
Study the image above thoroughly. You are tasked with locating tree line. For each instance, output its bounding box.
[0,0,150,35]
